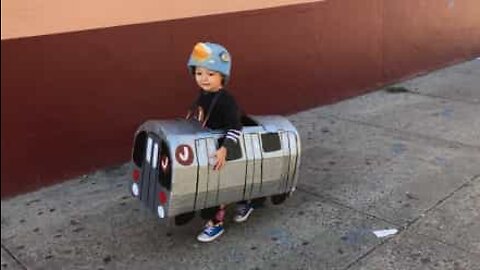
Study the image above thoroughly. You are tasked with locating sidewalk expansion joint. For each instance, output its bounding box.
[296,184,408,270]
[296,185,402,270]
[1,243,28,270]
[316,114,480,152]
[343,239,391,270]
[406,90,480,106]
[339,175,478,269]
[412,231,480,256]
[407,175,476,227]
[296,185,399,226]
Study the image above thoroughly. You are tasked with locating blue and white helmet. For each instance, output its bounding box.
[187,42,232,83]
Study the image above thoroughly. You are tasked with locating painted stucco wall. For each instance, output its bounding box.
[1,0,322,39]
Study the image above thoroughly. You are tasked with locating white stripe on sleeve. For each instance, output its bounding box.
[226,134,238,143]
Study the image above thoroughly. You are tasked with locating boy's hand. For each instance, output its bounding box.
[214,146,227,170]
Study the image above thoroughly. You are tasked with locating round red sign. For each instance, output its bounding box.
[175,144,194,166]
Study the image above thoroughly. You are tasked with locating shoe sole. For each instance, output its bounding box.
[233,208,254,223]
[197,229,224,243]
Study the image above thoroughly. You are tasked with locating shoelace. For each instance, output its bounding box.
[204,225,218,234]
[238,205,250,216]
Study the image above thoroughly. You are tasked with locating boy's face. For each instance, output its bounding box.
[194,67,223,92]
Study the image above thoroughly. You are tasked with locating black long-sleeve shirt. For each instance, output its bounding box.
[191,89,243,152]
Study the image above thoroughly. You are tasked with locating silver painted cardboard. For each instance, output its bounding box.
[129,115,301,221]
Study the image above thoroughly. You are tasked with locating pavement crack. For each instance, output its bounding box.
[1,243,28,270]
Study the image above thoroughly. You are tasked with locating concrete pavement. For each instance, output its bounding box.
[2,59,479,270]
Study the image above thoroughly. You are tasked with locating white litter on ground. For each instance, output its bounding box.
[373,229,398,238]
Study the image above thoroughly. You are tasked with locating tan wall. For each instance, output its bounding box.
[1,0,321,39]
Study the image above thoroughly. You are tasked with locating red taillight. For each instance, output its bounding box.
[158,191,167,204]
[132,169,140,182]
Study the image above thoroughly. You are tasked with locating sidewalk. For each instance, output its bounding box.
[2,59,479,270]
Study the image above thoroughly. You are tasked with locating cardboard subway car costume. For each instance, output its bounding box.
[129,115,301,225]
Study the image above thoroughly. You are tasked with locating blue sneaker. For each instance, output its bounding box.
[197,222,224,242]
[233,203,254,223]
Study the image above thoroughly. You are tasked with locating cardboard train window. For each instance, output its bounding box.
[133,131,147,167]
[218,138,243,161]
[261,133,281,152]
[159,140,172,191]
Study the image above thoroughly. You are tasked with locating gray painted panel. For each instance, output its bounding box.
[251,133,263,198]
[285,132,296,193]
[243,134,255,199]
[259,133,284,196]
[148,141,159,211]
[140,136,153,204]
[139,162,149,204]
[288,132,300,192]
[205,138,221,208]
[218,136,247,204]
[280,131,292,194]
[218,159,246,204]
[168,193,197,216]
[195,139,208,210]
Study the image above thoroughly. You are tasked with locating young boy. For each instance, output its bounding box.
[186,42,254,242]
